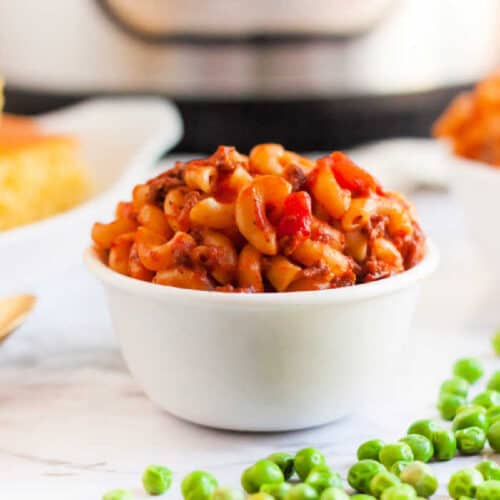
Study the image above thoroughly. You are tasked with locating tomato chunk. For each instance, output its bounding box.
[327,151,382,196]
[277,191,312,239]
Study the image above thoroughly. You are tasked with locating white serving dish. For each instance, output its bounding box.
[85,243,438,431]
[0,98,182,295]
[448,154,500,263]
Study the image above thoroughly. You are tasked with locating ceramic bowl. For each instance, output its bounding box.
[0,97,182,295]
[85,243,438,431]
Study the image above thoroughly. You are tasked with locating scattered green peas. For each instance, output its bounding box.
[492,329,500,355]
[318,488,349,500]
[357,439,385,461]
[399,435,433,463]
[260,483,292,500]
[351,496,376,500]
[457,404,486,415]
[472,390,500,409]
[348,460,386,494]
[103,489,134,500]
[400,462,438,498]
[305,465,342,494]
[406,420,440,441]
[476,480,500,500]
[294,448,327,482]
[486,405,500,425]
[142,465,172,495]
[211,487,245,500]
[440,377,469,398]
[390,461,411,478]
[452,407,489,432]
[448,468,484,499]
[369,470,400,497]
[455,426,486,455]
[487,420,500,452]
[241,460,284,494]
[379,443,414,469]
[487,371,500,392]
[248,494,274,500]
[453,357,484,384]
[432,429,457,461]
[476,461,500,481]
[182,471,218,500]
[438,393,466,421]
[380,484,417,500]
[285,484,318,500]
[268,453,294,481]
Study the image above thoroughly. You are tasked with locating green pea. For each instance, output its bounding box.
[457,404,486,415]
[440,377,469,398]
[294,449,327,482]
[318,488,349,500]
[305,465,342,494]
[268,453,294,481]
[400,462,438,498]
[242,460,284,494]
[182,471,218,500]
[380,484,417,500]
[472,390,500,409]
[452,407,489,432]
[249,494,274,500]
[453,357,484,384]
[476,461,500,481]
[142,465,172,495]
[260,483,292,500]
[406,420,440,441]
[351,496,376,500]
[103,489,134,500]
[487,371,500,392]
[284,484,318,500]
[492,329,500,355]
[399,435,433,463]
[379,443,414,469]
[211,487,245,500]
[369,470,400,497]
[486,405,500,425]
[348,460,386,494]
[476,480,500,500]
[455,426,486,455]
[487,420,500,452]
[357,439,385,461]
[438,393,466,421]
[432,429,456,461]
[448,468,484,499]
[390,462,411,478]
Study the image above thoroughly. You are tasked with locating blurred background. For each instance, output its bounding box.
[2,0,500,152]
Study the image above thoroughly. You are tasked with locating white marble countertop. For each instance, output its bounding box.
[1,168,499,499]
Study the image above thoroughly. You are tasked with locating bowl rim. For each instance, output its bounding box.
[84,240,439,306]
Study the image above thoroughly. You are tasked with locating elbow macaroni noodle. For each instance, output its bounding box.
[91,144,426,292]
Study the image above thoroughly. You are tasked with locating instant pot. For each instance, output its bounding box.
[1,0,500,151]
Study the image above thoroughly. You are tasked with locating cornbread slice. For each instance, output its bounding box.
[0,115,91,230]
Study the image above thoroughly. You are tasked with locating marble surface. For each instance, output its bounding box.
[1,168,499,499]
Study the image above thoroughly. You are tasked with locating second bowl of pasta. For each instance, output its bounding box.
[86,145,438,430]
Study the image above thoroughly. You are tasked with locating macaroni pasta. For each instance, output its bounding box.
[91,145,426,292]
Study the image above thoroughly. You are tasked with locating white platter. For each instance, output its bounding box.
[0,97,182,294]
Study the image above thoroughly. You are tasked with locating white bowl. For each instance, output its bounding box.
[449,154,500,262]
[85,243,438,432]
[0,97,182,295]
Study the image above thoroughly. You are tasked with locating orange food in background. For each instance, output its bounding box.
[433,71,500,166]
[92,145,426,293]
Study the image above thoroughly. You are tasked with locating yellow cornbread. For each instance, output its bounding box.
[0,114,91,231]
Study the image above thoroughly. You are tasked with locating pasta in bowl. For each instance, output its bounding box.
[86,145,437,431]
[90,145,426,292]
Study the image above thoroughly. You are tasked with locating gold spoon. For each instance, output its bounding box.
[0,294,36,342]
